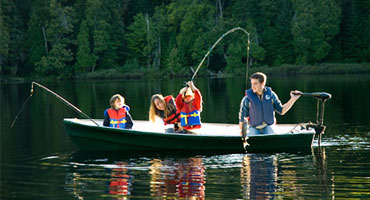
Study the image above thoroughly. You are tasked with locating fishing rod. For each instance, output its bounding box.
[186,27,251,148]
[11,82,99,127]
[191,27,250,88]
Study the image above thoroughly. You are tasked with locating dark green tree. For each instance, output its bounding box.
[35,0,75,78]
[26,0,50,74]
[340,0,370,62]
[291,0,341,64]
[0,0,26,76]
[75,20,97,72]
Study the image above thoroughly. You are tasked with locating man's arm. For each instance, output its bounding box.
[238,96,249,131]
[280,90,301,115]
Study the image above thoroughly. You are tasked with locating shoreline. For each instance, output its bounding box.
[2,63,369,82]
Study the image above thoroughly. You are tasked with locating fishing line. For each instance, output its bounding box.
[10,82,99,127]
[10,95,33,128]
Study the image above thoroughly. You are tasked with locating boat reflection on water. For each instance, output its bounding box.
[64,148,336,199]
[241,154,278,199]
[108,162,132,197]
[239,148,333,199]
[66,159,134,200]
[312,147,334,198]
[150,157,206,199]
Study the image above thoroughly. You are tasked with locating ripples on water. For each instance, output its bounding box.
[2,143,370,199]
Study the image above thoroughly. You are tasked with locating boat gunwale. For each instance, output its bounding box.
[63,118,316,138]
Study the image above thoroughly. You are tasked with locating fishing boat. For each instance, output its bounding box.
[63,91,331,153]
[63,118,317,153]
[11,82,331,154]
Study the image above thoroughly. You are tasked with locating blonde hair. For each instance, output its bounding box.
[110,94,125,108]
[149,94,175,122]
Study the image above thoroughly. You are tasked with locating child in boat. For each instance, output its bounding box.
[175,81,203,131]
[104,94,133,129]
[149,94,181,130]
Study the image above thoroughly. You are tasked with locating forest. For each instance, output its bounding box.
[1,0,369,79]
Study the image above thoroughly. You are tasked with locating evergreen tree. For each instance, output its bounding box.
[125,13,150,67]
[291,0,341,63]
[0,0,26,76]
[26,0,50,74]
[0,0,11,74]
[340,0,370,62]
[35,0,75,78]
[75,20,96,72]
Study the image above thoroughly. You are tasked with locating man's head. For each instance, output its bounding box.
[250,72,266,94]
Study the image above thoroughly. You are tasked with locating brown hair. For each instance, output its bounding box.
[149,94,175,122]
[110,94,125,108]
[250,72,267,84]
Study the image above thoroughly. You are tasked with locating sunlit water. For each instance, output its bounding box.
[1,74,370,199]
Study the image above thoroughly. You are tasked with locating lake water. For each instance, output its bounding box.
[1,74,370,199]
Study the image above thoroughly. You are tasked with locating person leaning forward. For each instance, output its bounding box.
[239,72,301,135]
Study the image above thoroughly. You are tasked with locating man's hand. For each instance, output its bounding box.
[290,90,302,100]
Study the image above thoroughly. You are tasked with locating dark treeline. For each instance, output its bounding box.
[1,0,369,79]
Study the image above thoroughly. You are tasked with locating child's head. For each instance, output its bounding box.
[110,94,125,109]
[180,87,194,103]
[151,94,166,111]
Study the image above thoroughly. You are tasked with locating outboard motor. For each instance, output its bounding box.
[294,92,332,146]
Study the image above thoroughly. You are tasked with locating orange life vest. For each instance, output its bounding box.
[106,107,127,128]
[180,101,201,129]
[163,95,181,125]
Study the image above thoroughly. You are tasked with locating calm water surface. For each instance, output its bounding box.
[1,74,370,199]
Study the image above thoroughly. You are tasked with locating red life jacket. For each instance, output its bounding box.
[180,101,201,129]
[106,107,127,128]
[163,95,180,125]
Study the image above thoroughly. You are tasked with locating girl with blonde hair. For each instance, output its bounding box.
[149,94,181,127]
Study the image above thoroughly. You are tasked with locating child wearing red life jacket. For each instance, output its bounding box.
[149,94,181,127]
[175,81,202,131]
[103,94,133,129]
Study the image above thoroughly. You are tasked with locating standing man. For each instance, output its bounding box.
[239,72,301,135]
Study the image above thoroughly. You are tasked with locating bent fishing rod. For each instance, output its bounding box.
[191,27,251,89]
[188,27,251,147]
[11,82,99,127]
